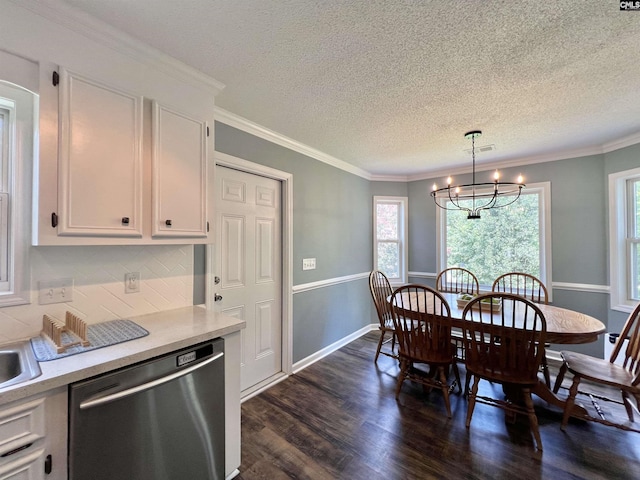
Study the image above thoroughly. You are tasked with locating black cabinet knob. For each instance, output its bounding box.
[165,219,172,226]
[122,217,130,225]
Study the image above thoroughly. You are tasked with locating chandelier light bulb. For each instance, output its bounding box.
[447,176,452,185]
[432,183,438,191]
[517,174,524,183]
[494,170,500,181]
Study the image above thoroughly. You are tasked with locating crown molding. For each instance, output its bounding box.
[214,107,373,180]
[12,0,225,95]
[369,173,412,182]
[215,105,640,182]
[602,131,640,153]
[407,145,609,182]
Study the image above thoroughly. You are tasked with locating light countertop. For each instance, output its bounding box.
[0,305,245,405]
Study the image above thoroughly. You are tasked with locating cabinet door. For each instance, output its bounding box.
[58,68,143,237]
[0,397,46,480]
[0,449,45,480]
[151,101,207,237]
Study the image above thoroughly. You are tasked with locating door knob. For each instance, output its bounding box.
[214,294,223,302]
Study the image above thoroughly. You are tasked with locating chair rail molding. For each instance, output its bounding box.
[292,272,369,294]
[408,271,437,279]
[551,282,610,294]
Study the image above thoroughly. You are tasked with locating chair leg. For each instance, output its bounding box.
[374,330,386,363]
[541,352,551,388]
[553,362,568,394]
[466,375,480,428]
[562,375,581,431]
[436,366,452,418]
[391,331,396,352]
[452,361,462,394]
[522,388,542,451]
[622,390,635,422]
[464,370,472,397]
[395,359,408,400]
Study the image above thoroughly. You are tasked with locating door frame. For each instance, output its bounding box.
[208,151,294,384]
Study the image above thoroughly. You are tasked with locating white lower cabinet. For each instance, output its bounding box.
[0,449,46,480]
[0,389,67,480]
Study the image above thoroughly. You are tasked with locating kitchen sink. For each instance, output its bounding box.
[0,340,41,389]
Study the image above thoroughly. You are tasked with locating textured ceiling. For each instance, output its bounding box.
[59,0,640,177]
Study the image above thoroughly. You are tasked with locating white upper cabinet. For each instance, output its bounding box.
[10,0,225,246]
[58,69,143,237]
[152,102,208,237]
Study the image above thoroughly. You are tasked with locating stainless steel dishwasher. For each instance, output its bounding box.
[69,338,225,480]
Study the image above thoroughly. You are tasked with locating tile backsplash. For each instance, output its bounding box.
[0,245,194,343]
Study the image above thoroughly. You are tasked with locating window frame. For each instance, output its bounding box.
[436,181,552,295]
[373,196,408,286]
[0,82,35,306]
[610,167,640,313]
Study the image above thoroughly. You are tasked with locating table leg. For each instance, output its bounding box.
[501,381,589,417]
[532,381,589,416]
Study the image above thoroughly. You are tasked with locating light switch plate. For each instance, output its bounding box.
[302,258,316,270]
[38,278,74,305]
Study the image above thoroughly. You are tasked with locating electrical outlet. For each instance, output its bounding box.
[124,272,140,294]
[302,258,316,270]
[38,278,74,305]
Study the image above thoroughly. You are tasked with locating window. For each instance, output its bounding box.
[610,167,640,312]
[437,182,551,292]
[373,196,408,285]
[0,81,35,305]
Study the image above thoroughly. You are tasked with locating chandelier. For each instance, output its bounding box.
[430,130,525,219]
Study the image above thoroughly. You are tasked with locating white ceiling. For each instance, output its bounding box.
[59,0,640,178]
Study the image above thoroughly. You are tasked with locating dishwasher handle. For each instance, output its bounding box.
[79,351,224,410]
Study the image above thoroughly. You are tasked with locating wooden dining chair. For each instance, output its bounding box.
[435,267,479,295]
[492,272,551,387]
[436,267,479,363]
[553,302,640,434]
[492,272,548,304]
[390,284,461,417]
[368,270,398,362]
[463,293,547,450]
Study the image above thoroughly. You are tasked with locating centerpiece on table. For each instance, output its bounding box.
[456,293,502,311]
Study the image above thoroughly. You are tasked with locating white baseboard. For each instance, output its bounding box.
[545,349,563,364]
[292,324,378,373]
[225,469,240,480]
[241,372,289,403]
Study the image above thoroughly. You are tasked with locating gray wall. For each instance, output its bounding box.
[212,119,640,361]
[215,122,374,362]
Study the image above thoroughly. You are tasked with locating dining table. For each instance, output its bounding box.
[388,290,607,414]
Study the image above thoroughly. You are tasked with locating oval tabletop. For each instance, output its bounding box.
[390,291,606,345]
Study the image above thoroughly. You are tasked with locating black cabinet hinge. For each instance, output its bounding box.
[51,212,58,228]
[44,454,52,474]
[206,126,210,137]
[207,221,209,232]
[52,71,59,86]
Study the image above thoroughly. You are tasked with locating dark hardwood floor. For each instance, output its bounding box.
[237,332,640,479]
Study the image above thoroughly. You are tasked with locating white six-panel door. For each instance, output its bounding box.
[215,166,282,391]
